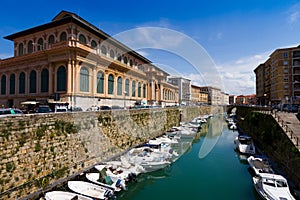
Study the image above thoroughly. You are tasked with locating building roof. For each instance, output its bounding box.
[4,10,152,64]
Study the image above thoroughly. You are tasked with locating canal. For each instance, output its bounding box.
[116,118,260,200]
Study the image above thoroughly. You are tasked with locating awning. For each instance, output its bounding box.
[20,101,38,105]
[47,99,68,104]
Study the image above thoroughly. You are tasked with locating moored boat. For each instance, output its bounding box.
[68,181,115,200]
[252,173,295,200]
[234,135,255,155]
[247,155,274,175]
[85,172,126,192]
[45,191,93,200]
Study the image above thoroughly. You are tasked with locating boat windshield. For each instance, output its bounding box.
[276,180,288,187]
[240,139,252,145]
[263,179,276,187]
[262,178,288,188]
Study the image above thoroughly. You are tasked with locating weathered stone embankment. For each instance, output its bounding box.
[236,106,300,189]
[0,106,213,199]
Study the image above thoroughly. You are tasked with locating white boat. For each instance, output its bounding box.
[171,126,196,138]
[122,146,172,172]
[85,172,126,192]
[247,156,274,175]
[94,163,138,184]
[68,181,115,200]
[45,191,93,200]
[253,173,295,200]
[234,135,255,155]
[139,160,171,172]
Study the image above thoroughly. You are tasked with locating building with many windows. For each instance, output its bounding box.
[254,45,300,105]
[199,86,222,105]
[190,84,208,105]
[168,77,191,105]
[0,11,178,110]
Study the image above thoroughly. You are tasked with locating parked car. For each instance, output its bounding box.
[0,108,23,116]
[55,105,68,112]
[100,106,111,110]
[36,105,52,113]
[283,104,298,113]
[69,106,83,112]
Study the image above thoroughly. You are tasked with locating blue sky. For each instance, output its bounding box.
[1,0,300,95]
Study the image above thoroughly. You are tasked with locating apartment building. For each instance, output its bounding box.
[254,45,300,105]
[190,84,208,105]
[168,77,191,105]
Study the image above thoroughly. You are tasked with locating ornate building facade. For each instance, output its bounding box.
[0,11,178,110]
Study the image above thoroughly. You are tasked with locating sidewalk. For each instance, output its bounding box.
[273,111,300,150]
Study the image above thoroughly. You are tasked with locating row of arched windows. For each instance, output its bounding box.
[0,66,66,95]
[17,31,145,71]
[18,32,67,56]
[163,89,176,101]
[79,67,146,98]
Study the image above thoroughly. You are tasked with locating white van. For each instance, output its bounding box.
[55,105,68,113]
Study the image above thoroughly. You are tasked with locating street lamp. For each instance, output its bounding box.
[263,93,267,106]
[124,91,127,109]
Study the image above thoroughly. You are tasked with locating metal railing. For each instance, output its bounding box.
[273,112,299,148]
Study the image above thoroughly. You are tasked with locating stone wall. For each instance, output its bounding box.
[0,106,213,199]
[236,107,300,189]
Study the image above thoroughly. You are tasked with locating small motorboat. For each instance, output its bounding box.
[44,191,93,200]
[247,155,274,175]
[68,181,115,200]
[85,173,126,192]
[253,173,295,200]
[234,135,255,155]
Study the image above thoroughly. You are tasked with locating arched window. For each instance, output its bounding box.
[138,82,141,97]
[18,43,24,56]
[91,40,97,49]
[117,54,122,62]
[48,35,55,44]
[117,77,122,96]
[110,49,115,59]
[123,56,128,65]
[101,45,107,55]
[143,84,146,98]
[129,59,133,67]
[138,64,144,71]
[29,70,37,93]
[9,74,15,95]
[19,72,25,94]
[28,41,33,53]
[132,80,136,97]
[1,75,6,95]
[79,34,86,44]
[37,38,43,51]
[80,67,89,92]
[60,32,67,41]
[125,79,129,96]
[57,66,66,91]
[97,71,104,94]
[41,68,49,92]
[108,74,114,94]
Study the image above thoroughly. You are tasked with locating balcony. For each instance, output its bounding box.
[293,51,300,58]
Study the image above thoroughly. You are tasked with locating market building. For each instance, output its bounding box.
[0,11,178,110]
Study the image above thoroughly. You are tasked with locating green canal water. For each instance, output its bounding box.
[117,120,260,200]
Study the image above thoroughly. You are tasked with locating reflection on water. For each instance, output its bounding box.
[198,114,224,159]
[118,119,259,200]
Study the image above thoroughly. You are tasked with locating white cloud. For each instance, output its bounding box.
[183,51,270,95]
[286,3,300,25]
[136,50,149,57]
[0,53,13,59]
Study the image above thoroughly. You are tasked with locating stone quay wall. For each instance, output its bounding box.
[236,107,300,189]
[0,106,213,199]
